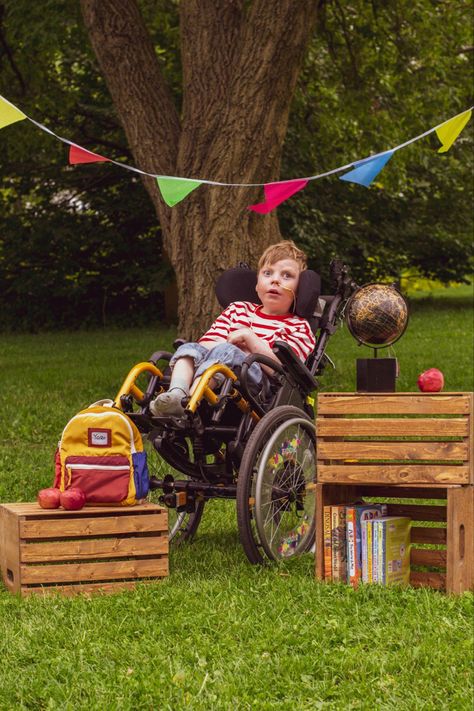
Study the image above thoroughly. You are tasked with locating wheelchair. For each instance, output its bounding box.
[114,259,357,564]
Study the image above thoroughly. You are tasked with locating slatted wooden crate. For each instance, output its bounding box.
[0,502,168,596]
[315,392,473,593]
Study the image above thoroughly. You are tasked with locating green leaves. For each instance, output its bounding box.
[282,0,473,285]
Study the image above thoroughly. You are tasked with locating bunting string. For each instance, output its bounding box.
[0,94,471,211]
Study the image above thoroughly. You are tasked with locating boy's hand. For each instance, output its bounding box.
[227,328,257,353]
[228,327,281,371]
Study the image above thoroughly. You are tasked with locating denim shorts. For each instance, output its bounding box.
[170,342,263,389]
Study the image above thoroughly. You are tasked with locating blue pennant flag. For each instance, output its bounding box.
[340,150,394,187]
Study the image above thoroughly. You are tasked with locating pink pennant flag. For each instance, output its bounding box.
[69,144,110,164]
[248,179,308,214]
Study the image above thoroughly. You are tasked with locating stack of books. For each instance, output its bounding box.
[324,503,411,587]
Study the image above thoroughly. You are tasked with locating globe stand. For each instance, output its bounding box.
[356,352,398,392]
[345,282,408,393]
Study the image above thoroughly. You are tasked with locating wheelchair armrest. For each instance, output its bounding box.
[148,350,173,365]
[241,354,286,379]
[239,355,285,418]
[271,341,318,392]
[149,337,187,366]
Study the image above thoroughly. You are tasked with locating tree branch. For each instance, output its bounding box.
[0,4,26,93]
[80,0,180,177]
[178,0,245,176]
[197,0,319,183]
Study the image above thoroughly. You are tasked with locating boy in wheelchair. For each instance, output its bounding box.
[116,243,355,564]
[149,240,315,417]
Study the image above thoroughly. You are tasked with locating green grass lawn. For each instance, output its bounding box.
[0,286,473,710]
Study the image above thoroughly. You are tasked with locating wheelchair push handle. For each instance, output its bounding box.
[330,259,358,299]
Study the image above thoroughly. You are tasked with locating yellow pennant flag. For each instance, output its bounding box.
[436,109,472,153]
[0,96,26,129]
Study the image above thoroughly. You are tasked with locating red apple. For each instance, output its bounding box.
[417,368,444,392]
[60,487,86,510]
[37,487,61,509]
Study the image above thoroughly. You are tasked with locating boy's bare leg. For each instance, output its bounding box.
[149,357,194,416]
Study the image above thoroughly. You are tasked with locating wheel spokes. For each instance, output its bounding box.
[254,418,316,560]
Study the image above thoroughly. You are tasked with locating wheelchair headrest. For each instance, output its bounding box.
[215,265,321,322]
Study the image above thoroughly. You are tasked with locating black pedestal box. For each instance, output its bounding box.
[356,358,398,392]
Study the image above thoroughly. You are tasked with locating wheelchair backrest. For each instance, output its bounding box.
[215,265,321,334]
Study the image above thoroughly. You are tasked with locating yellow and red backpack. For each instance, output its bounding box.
[54,402,149,506]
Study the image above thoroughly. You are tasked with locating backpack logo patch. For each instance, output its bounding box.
[88,428,111,447]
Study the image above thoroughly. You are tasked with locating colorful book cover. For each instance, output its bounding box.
[323,505,332,581]
[361,519,372,583]
[377,519,385,584]
[331,505,347,582]
[346,504,388,586]
[366,519,373,583]
[346,508,356,585]
[373,518,379,583]
[381,517,411,586]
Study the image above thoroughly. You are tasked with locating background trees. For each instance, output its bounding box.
[280,0,474,288]
[0,0,472,333]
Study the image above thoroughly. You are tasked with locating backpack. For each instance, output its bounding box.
[54,402,149,506]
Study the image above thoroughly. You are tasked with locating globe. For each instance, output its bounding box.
[345,283,409,348]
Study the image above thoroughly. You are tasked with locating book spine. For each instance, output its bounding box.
[346,508,357,587]
[380,520,386,585]
[377,520,385,584]
[361,520,368,583]
[373,519,379,583]
[323,505,332,581]
[339,506,347,583]
[367,520,373,583]
[331,507,340,581]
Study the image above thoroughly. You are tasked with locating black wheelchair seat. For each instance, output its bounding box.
[215,264,322,332]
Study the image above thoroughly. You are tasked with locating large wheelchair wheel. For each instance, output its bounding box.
[237,405,316,564]
[144,435,204,543]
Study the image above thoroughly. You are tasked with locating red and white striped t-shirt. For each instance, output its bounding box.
[199,301,315,362]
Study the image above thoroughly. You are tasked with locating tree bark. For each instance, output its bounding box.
[80,0,319,338]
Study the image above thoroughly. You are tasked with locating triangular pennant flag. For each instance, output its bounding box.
[69,145,110,164]
[436,109,472,153]
[248,179,308,214]
[0,96,26,129]
[340,151,394,188]
[157,177,202,206]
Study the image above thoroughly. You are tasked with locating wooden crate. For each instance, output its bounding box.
[315,483,473,593]
[0,502,168,596]
[315,392,473,593]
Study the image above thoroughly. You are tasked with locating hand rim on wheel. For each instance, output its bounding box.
[254,416,316,561]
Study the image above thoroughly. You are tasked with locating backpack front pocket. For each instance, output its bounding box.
[65,455,131,503]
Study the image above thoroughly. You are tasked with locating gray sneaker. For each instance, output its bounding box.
[149,388,187,417]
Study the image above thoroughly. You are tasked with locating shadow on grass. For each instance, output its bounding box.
[167,525,316,586]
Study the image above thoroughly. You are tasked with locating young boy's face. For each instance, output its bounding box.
[256,258,300,315]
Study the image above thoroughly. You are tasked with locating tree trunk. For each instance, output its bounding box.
[80,0,319,339]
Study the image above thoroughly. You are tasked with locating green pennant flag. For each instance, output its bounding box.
[157,177,202,206]
[0,96,26,129]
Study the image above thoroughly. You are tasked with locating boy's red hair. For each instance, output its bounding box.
[258,240,307,271]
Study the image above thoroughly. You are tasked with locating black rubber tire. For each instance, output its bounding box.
[144,435,204,543]
[168,499,205,544]
[236,405,313,564]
